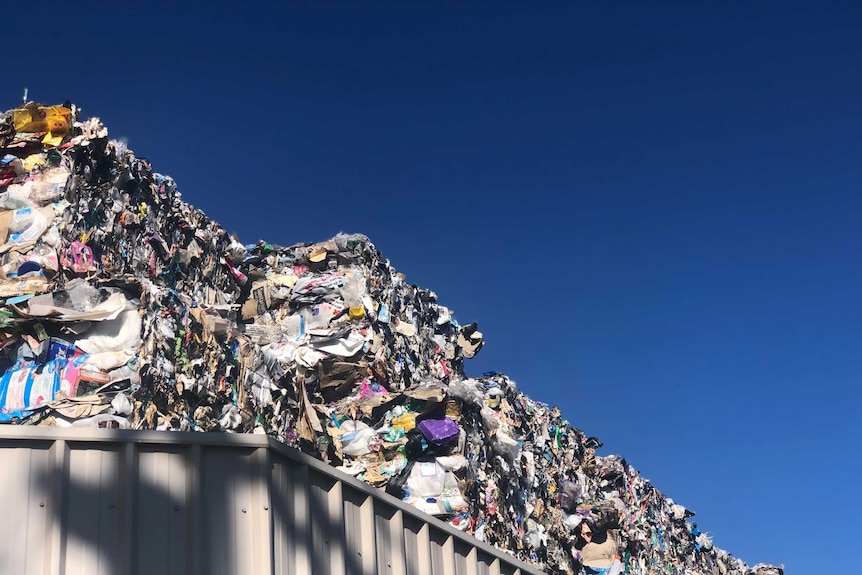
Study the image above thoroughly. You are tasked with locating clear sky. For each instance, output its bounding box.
[6,2,861,572]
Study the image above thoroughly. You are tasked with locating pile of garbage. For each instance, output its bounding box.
[0,102,782,575]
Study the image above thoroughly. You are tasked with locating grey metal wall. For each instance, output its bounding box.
[0,427,545,575]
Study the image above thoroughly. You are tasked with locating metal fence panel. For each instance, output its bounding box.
[0,428,545,575]
[0,440,53,575]
[135,446,189,575]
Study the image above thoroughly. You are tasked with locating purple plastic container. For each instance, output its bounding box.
[417,417,460,446]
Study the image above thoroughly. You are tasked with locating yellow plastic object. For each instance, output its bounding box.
[391,412,417,432]
[12,105,71,134]
[41,132,64,147]
[348,304,365,319]
[22,154,46,171]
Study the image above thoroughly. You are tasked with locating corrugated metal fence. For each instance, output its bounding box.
[0,427,545,575]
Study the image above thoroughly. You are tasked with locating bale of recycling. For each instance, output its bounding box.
[0,103,781,575]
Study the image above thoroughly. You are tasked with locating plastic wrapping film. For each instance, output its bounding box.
[0,103,782,575]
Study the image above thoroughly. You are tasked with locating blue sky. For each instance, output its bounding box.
[7,2,861,571]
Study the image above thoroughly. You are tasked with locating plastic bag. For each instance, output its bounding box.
[23,168,69,204]
[406,460,446,498]
[8,207,50,246]
[26,244,58,273]
[8,207,35,234]
[385,461,415,499]
[300,302,342,330]
[63,278,102,311]
[494,430,521,462]
[340,421,376,456]
[559,480,583,513]
[448,377,485,406]
[60,241,98,274]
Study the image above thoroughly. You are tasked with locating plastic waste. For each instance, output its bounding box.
[0,101,781,575]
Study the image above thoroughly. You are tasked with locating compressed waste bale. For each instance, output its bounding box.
[0,102,783,575]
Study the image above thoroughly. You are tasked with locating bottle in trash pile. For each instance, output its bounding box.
[341,270,366,319]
